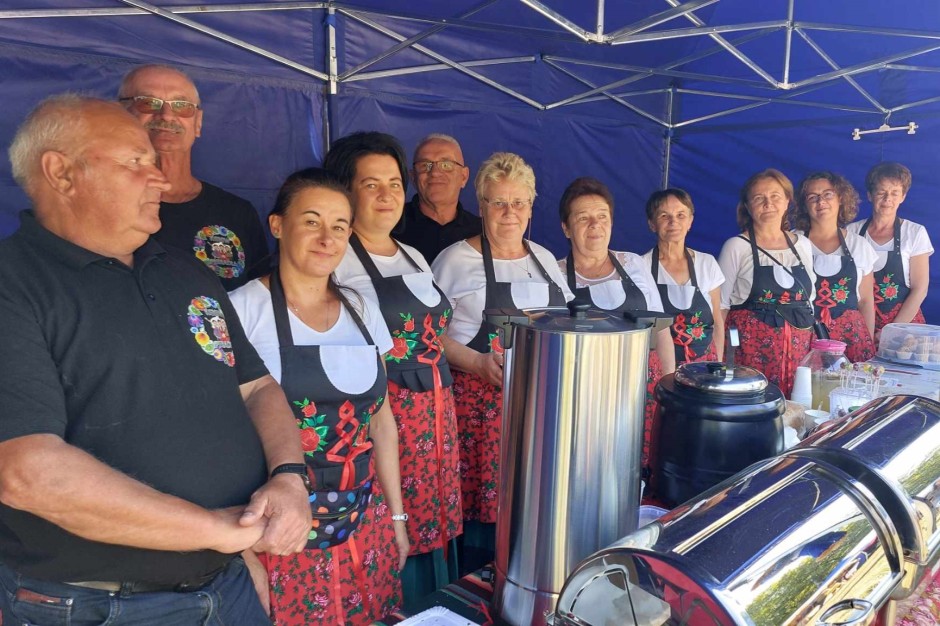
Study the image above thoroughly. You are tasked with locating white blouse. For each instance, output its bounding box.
[432,240,575,345]
[718,232,817,309]
[806,231,878,302]
[640,248,724,312]
[847,219,933,288]
[557,250,665,312]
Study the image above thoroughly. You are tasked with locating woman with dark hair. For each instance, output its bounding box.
[847,162,933,335]
[556,176,675,472]
[793,172,877,362]
[229,168,408,624]
[718,169,816,398]
[642,188,725,364]
[432,152,572,569]
[324,132,462,606]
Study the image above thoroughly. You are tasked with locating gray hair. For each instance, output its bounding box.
[118,64,201,103]
[474,152,537,206]
[9,93,95,196]
[414,133,462,158]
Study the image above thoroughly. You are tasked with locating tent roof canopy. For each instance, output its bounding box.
[6,1,940,133]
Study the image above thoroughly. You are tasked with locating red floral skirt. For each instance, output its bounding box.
[451,370,501,524]
[828,309,875,363]
[727,309,813,398]
[386,380,462,556]
[875,301,926,336]
[644,350,664,472]
[262,487,402,625]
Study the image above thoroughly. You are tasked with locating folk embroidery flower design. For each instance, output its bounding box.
[832,277,852,304]
[879,273,900,301]
[187,295,236,367]
[687,311,708,341]
[487,332,504,355]
[192,224,246,279]
[386,313,419,362]
[293,398,328,455]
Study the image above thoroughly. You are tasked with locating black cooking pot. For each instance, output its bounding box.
[653,361,785,507]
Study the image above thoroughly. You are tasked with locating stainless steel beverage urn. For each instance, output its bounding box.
[491,302,655,626]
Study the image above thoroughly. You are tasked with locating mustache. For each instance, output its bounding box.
[145,120,184,134]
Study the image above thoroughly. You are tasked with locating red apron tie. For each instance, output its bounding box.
[348,536,376,619]
[671,313,696,364]
[815,278,835,328]
[325,400,373,490]
[782,322,793,396]
[416,313,451,558]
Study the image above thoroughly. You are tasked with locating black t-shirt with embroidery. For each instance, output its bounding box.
[394,195,482,263]
[155,182,270,291]
[0,211,269,584]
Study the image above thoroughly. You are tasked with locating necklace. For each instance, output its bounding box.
[287,296,336,330]
[508,255,532,278]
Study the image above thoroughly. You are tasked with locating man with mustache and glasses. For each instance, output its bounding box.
[118,64,269,290]
[395,133,481,263]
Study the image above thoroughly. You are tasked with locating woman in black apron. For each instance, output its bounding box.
[556,177,675,474]
[431,152,571,571]
[229,169,407,625]
[793,172,877,363]
[848,162,931,337]
[719,169,816,398]
[324,132,462,607]
[643,188,724,365]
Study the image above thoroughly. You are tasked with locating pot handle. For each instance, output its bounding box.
[816,599,874,626]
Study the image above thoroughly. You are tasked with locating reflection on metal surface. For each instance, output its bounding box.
[494,307,651,626]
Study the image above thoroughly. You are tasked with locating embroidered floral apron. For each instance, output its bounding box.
[859,217,926,333]
[456,236,565,523]
[809,230,874,362]
[729,229,814,398]
[262,267,399,625]
[349,235,462,555]
[650,247,716,365]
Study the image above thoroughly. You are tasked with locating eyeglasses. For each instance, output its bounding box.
[119,96,201,118]
[805,190,837,205]
[413,159,465,173]
[483,197,531,211]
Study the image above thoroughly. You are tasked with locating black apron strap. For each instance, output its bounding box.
[859,218,871,237]
[565,251,579,293]
[837,228,854,263]
[858,216,901,249]
[651,245,698,289]
[480,235,500,310]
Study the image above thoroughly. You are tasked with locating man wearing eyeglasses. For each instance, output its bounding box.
[395,133,481,263]
[118,64,269,291]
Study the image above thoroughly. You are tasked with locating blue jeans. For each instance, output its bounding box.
[0,557,271,625]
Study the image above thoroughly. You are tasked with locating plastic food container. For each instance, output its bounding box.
[878,323,940,370]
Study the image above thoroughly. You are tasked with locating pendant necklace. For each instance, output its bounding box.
[510,255,532,278]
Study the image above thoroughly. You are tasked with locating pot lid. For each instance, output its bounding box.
[506,300,653,333]
[674,362,768,395]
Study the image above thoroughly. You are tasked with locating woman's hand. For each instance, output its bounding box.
[242,550,271,617]
[475,350,504,386]
[393,519,410,570]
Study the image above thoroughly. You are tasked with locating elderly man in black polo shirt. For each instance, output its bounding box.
[0,95,310,625]
[395,133,482,262]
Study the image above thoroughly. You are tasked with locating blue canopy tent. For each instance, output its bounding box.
[1,0,938,320]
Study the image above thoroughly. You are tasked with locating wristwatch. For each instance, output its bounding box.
[391,513,409,522]
[270,463,313,492]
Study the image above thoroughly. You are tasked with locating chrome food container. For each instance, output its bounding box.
[493,302,654,626]
[549,452,905,626]
[799,395,940,595]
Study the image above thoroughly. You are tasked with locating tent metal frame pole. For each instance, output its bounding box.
[323,5,337,154]
[782,0,794,86]
[342,10,545,109]
[675,88,880,114]
[339,0,498,81]
[884,64,940,74]
[665,0,780,87]
[114,0,329,81]
[544,28,780,111]
[596,0,604,38]
[346,56,536,82]
[518,1,598,42]
[795,21,940,41]
[789,41,940,89]
[609,19,787,45]
[796,29,887,113]
[546,56,770,88]
[555,88,672,108]
[663,86,675,189]
[0,2,329,18]
[890,95,940,113]
[604,0,720,42]
[542,59,668,125]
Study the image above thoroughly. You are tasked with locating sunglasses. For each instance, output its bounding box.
[120,96,201,118]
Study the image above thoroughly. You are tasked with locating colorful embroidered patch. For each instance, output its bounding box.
[193,225,247,279]
[187,296,236,366]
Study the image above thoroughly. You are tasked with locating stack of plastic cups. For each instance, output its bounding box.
[791,366,813,408]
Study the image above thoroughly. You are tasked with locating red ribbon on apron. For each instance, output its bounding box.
[815,278,836,328]
[416,312,451,558]
[325,400,373,491]
[671,312,696,364]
